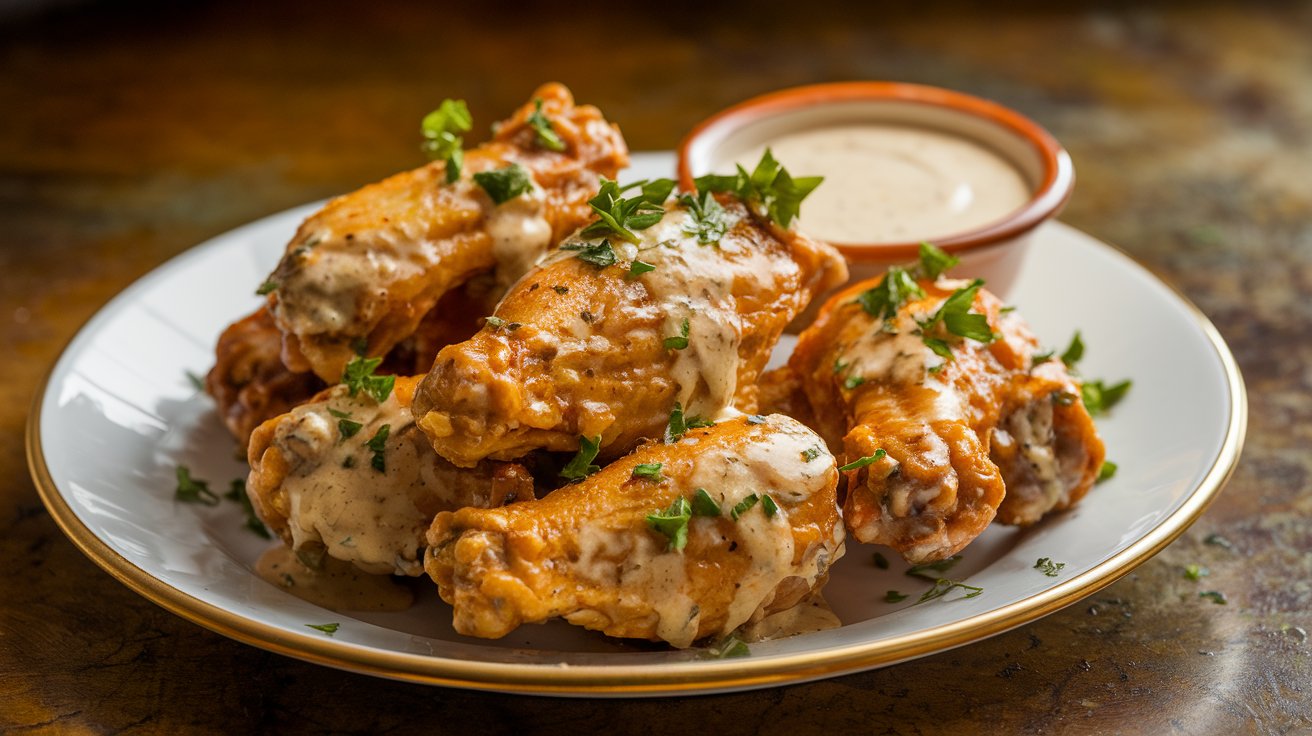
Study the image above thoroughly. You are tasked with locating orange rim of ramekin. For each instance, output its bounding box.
[676,81,1075,262]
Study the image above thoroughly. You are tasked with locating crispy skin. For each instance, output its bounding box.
[789,277,1104,563]
[424,414,844,646]
[267,82,629,382]
[208,283,488,446]
[412,195,848,468]
[247,376,534,577]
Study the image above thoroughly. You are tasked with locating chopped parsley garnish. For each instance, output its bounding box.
[1204,533,1233,550]
[691,488,721,517]
[306,622,340,636]
[341,356,395,403]
[761,494,779,518]
[730,493,760,520]
[186,370,205,391]
[1097,461,1118,483]
[328,408,363,439]
[1081,379,1133,415]
[832,358,849,374]
[646,496,691,551]
[663,318,690,350]
[906,554,962,581]
[552,285,569,294]
[1184,564,1210,581]
[1059,331,1085,367]
[919,279,996,345]
[560,435,602,481]
[256,279,278,296]
[884,590,909,603]
[707,635,750,659]
[626,260,656,279]
[1034,557,1066,577]
[802,446,822,462]
[175,465,219,506]
[838,449,886,472]
[923,337,953,360]
[917,242,959,279]
[420,99,473,183]
[694,148,822,228]
[873,552,890,570]
[663,402,712,443]
[678,189,729,245]
[579,177,675,243]
[473,162,532,204]
[917,578,984,604]
[1031,349,1055,366]
[526,97,565,152]
[843,375,866,390]
[365,424,390,473]
[225,479,270,539]
[1199,591,1227,605]
[561,238,618,269]
[632,463,664,482]
[856,267,924,322]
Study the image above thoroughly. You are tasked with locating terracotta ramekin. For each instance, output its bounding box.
[677,81,1075,297]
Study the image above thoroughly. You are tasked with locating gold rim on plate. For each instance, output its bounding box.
[25,235,1247,695]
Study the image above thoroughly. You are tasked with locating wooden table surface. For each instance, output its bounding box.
[3,2,1309,733]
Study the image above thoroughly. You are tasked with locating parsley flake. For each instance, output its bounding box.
[761,494,779,518]
[919,279,996,346]
[1034,557,1066,577]
[626,260,656,279]
[691,488,721,517]
[341,356,395,404]
[474,163,532,204]
[1184,564,1210,581]
[1204,533,1234,550]
[186,370,205,391]
[695,149,822,228]
[328,408,363,439]
[663,317,690,350]
[906,554,963,581]
[802,446,821,462]
[632,462,664,482]
[843,375,866,390]
[552,285,569,295]
[884,590,909,603]
[707,635,750,659]
[839,449,886,472]
[856,267,924,322]
[226,479,271,539]
[730,493,760,520]
[664,402,712,443]
[175,466,219,506]
[646,496,691,551]
[579,177,675,243]
[678,189,729,244]
[1060,331,1085,367]
[917,578,984,604]
[873,552,890,570]
[560,238,618,269]
[256,279,278,296]
[1199,591,1228,605]
[1097,461,1118,483]
[365,424,390,473]
[526,97,565,152]
[306,622,340,636]
[918,242,960,280]
[1081,379,1133,415]
[560,435,602,481]
[420,99,473,183]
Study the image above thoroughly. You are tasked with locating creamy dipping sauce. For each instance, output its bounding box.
[740,125,1031,243]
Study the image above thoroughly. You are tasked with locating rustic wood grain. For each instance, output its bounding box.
[3,1,1310,733]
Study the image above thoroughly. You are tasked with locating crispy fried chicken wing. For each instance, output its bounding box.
[246,376,534,577]
[789,277,1104,563]
[424,414,844,646]
[412,194,848,467]
[266,82,628,382]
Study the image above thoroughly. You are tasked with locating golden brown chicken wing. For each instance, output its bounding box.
[412,193,848,468]
[789,275,1104,563]
[265,82,629,382]
[424,413,845,646]
[246,376,534,577]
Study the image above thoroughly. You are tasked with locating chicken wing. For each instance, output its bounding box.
[246,376,535,577]
[789,276,1104,563]
[412,193,848,468]
[424,413,845,647]
[265,82,629,382]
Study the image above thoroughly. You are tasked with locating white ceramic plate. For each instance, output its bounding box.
[28,152,1245,696]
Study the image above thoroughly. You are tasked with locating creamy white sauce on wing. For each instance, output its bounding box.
[568,415,843,648]
[740,125,1031,243]
[269,386,444,577]
[486,184,553,290]
[255,545,414,612]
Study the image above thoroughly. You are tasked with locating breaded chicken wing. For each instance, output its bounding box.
[412,193,848,468]
[424,413,845,646]
[789,276,1104,563]
[246,376,534,577]
[265,82,628,382]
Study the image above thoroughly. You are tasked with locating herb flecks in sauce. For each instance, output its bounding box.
[175,466,219,506]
